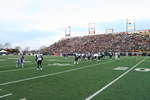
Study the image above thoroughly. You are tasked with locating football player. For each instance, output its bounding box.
[35,54,43,70]
[74,53,79,64]
[16,55,24,68]
[115,52,120,61]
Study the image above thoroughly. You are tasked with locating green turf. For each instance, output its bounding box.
[0,55,149,100]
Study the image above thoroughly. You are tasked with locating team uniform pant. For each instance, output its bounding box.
[74,58,79,64]
[37,60,42,68]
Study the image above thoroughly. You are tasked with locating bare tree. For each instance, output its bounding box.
[0,43,3,49]
[15,46,21,50]
[24,46,30,51]
[39,46,49,55]
[23,46,30,55]
[39,46,46,50]
[4,42,11,49]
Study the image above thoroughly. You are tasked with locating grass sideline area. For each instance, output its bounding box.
[0,55,150,100]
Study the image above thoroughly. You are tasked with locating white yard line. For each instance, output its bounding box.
[0,65,15,68]
[20,97,26,100]
[0,67,35,73]
[0,62,71,73]
[0,63,33,68]
[0,93,13,99]
[85,58,146,100]
[8,58,18,59]
[48,63,71,66]
[47,59,72,61]
[0,62,70,73]
[0,60,108,73]
[0,59,6,61]
[0,61,112,86]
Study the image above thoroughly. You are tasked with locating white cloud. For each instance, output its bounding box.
[12,35,62,50]
[0,0,150,49]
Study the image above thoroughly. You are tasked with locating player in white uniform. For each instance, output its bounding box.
[115,52,120,61]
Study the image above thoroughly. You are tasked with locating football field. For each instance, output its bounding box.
[0,55,150,100]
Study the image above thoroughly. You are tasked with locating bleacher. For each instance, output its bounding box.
[43,33,150,55]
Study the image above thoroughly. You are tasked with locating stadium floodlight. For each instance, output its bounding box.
[88,23,95,35]
[106,29,114,34]
[65,26,71,38]
[126,17,136,33]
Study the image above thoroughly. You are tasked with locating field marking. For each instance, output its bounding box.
[85,58,146,100]
[0,62,33,68]
[8,58,18,60]
[24,61,32,63]
[48,63,71,66]
[47,59,73,63]
[0,67,35,73]
[0,59,6,61]
[47,59,70,61]
[0,89,2,91]
[0,93,13,99]
[0,64,17,68]
[0,62,71,73]
[0,59,108,73]
[0,61,113,86]
[20,97,26,100]
[113,67,129,71]
[0,63,35,73]
[135,68,150,72]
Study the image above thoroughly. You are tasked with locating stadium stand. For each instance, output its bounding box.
[41,33,150,56]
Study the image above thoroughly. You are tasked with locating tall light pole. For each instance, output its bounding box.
[88,22,95,35]
[65,26,71,38]
[126,17,136,33]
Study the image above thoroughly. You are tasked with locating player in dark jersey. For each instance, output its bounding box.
[109,52,113,59]
[98,52,101,61]
[74,53,79,64]
[35,54,43,70]
[98,52,104,61]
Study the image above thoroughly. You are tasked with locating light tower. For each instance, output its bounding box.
[126,17,136,33]
[88,22,95,35]
[65,26,71,38]
[106,29,114,34]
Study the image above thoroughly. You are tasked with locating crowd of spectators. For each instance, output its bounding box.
[43,33,150,55]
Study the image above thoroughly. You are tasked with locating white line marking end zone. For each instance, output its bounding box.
[85,58,146,100]
[0,93,13,99]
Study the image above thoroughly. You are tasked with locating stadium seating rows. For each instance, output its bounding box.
[42,33,150,55]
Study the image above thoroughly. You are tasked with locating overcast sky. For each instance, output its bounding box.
[0,0,150,50]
